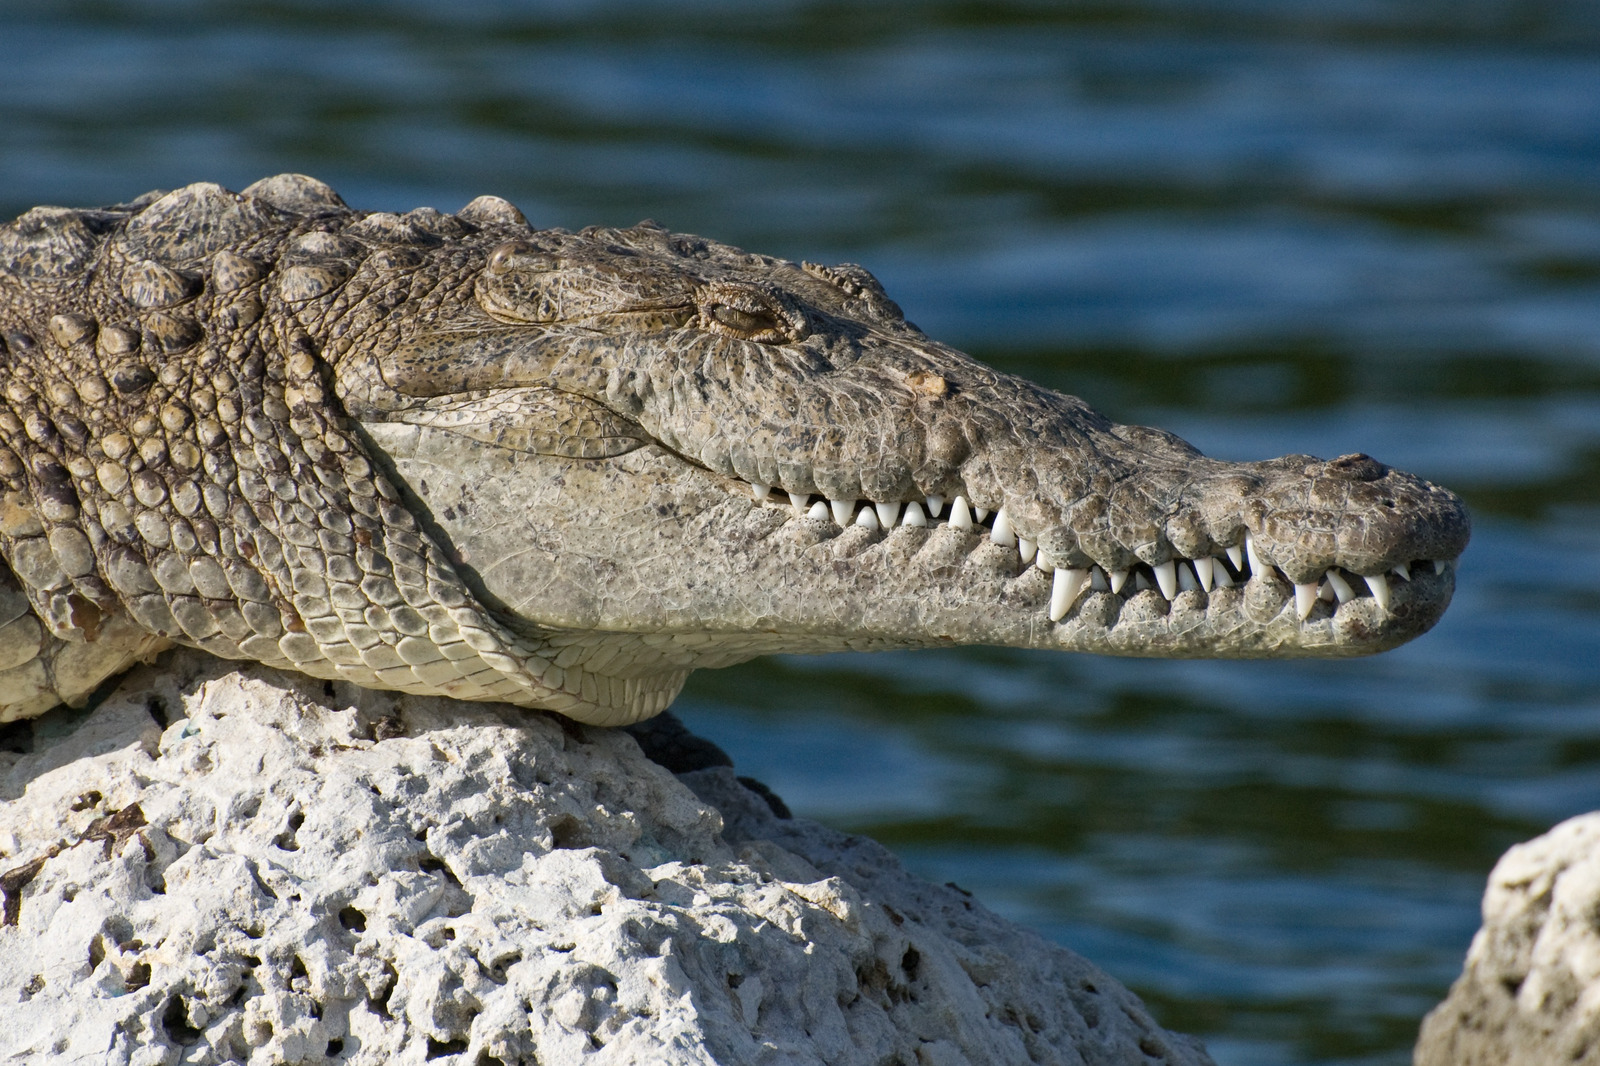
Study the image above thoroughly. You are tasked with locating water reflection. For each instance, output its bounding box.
[3,2,1599,1061]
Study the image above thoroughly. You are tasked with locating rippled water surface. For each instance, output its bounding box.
[5,3,1600,1062]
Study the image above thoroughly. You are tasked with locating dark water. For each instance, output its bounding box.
[5,3,1600,1062]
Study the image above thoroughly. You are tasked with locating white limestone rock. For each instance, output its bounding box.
[1416,812,1600,1065]
[0,649,1213,1065]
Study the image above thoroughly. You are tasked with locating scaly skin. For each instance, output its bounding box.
[0,176,1469,725]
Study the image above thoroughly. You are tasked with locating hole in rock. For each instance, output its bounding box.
[482,951,520,984]
[371,715,405,741]
[70,790,103,812]
[125,961,151,991]
[371,961,398,1019]
[426,1036,469,1059]
[548,814,588,850]
[901,947,920,981]
[418,854,462,888]
[338,906,367,932]
[161,997,203,1045]
[326,1038,344,1056]
[147,697,172,730]
[0,720,32,755]
[274,811,305,851]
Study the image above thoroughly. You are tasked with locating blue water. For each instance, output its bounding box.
[4,3,1600,1061]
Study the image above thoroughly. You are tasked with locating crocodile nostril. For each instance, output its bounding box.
[1323,453,1388,482]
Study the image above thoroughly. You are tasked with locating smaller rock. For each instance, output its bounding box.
[1416,812,1600,1065]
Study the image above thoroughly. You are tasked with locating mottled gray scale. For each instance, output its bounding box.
[458,195,528,228]
[240,174,347,216]
[123,260,202,309]
[145,311,203,351]
[95,332,139,366]
[0,207,103,279]
[48,313,97,347]
[402,207,470,240]
[210,250,265,293]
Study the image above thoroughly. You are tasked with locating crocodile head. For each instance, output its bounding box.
[337,214,1469,724]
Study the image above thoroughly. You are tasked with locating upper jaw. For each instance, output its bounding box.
[635,337,1469,648]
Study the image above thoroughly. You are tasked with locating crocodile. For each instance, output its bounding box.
[0,175,1469,727]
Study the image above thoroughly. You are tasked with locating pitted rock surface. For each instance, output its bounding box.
[0,649,1212,1066]
[1416,813,1600,1066]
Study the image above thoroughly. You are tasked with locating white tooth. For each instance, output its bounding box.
[1178,561,1200,593]
[1432,559,1447,575]
[1325,569,1355,604]
[989,507,1017,547]
[1392,561,1411,581]
[1318,580,1336,602]
[876,501,901,528]
[1109,569,1129,594]
[1153,560,1178,600]
[806,500,830,521]
[1294,582,1318,619]
[1090,566,1110,591]
[950,496,975,531]
[1211,558,1234,588]
[1017,537,1037,564]
[901,501,928,527]
[789,491,809,515]
[855,506,880,530]
[1049,567,1090,621]
[1364,572,1390,610]
[830,498,853,526]
[750,482,770,502]
[1193,556,1214,592]
[925,494,945,518]
[1036,554,1057,573]
[1245,532,1265,577]
[1226,545,1244,571]
[974,506,990,522]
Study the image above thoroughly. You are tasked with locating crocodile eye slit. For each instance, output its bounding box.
[706,302,780,336]
[739,478,1449,626]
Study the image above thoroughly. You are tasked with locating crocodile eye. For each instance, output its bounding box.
[697,283,804,342]
[707,302,780,336]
